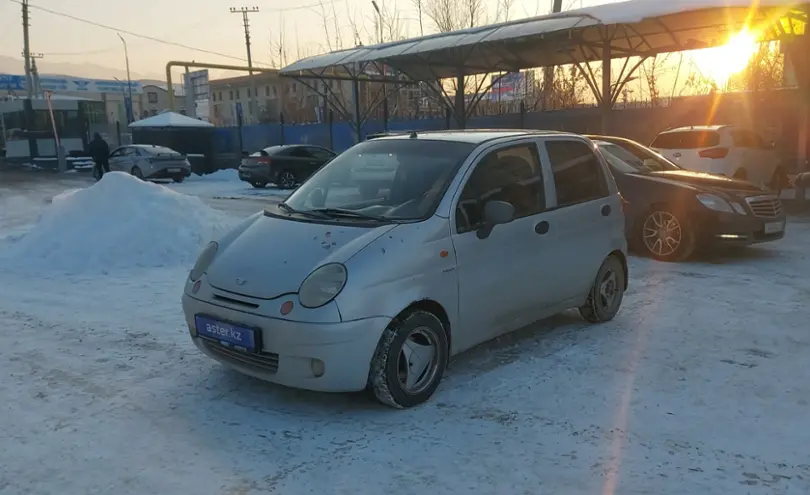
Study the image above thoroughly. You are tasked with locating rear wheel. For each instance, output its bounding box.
[638,208,696,262]
[277,170,297,189]
[172,175,185,183]
[579,255,625,323]
[368,310,448,409]
[131,166,144,180]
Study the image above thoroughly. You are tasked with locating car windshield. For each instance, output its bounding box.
[598,142,679,174]
[282,139,476,221]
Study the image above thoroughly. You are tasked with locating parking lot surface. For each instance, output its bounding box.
[1,170,809,494]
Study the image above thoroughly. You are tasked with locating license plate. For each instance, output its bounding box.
[168,168,181,173]
[195,315,258,352]
[764,221,784,234]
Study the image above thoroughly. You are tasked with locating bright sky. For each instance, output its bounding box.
[0,0,605,78]
[0,0,762,95]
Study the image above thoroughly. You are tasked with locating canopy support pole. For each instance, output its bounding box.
[601,43,612,134]
[455,72,466,129]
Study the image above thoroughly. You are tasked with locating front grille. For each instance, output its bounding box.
[202,339,279,373]
[212,293,259,309]
[745,195,783,218]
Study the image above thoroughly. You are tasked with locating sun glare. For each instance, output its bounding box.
[691,28,759,86]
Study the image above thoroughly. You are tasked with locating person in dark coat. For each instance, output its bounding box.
[89,133,110,179]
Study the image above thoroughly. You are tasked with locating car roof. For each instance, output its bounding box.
[658,125,730,134]
[369,129,576,144]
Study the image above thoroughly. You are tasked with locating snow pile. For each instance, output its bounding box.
[0,172,237,274]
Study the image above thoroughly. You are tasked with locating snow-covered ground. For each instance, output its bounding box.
[1,172,809,494]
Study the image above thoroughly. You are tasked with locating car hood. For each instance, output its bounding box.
[206,213,396,299]
[644,170,763,192]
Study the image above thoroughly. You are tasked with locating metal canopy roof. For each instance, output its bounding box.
[280,0,808,81]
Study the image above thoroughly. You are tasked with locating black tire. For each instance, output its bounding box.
[250,181,267,188]
[733,168,748,181]
[368,310,449,409]
[172,175,185,184]
[637,208,696,262]
[579,255,626,323]
[92,166,102,181]
[131,166,144,180]
[277,170,297,189]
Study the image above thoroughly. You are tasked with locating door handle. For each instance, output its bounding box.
[534,221,549,235]
[601,205,611,217]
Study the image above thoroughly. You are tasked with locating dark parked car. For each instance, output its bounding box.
[238,144,336,189]
[587,135,786,262]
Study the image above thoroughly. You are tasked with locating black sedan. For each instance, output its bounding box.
[238,144,336,189]
[587,135,786,262]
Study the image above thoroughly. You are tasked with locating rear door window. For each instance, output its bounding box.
[289,147,314,158]
[545,140,609,207]
[731,130,765,149]
[651,131,721,149]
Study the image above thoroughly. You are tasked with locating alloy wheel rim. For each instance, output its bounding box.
[280,172,295,188]
[396,326,441,395]
[643,211,682,257]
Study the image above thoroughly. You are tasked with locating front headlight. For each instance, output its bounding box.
[189,241,218,281]
[298,263,347,308]
[696,193,734,214]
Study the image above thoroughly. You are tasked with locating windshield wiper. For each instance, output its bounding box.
[276,202,330,219]
[307,208,390,222]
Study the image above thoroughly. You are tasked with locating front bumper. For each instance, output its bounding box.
[182,293,389,392]
[697,211,786,246]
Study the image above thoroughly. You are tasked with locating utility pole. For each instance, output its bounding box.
[371,1,389,131]
[542,0,563,110]
[117,34,134,123]
[21,0,33,100]
[230,6,259,124]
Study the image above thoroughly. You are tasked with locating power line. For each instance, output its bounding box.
[6,0,272,66]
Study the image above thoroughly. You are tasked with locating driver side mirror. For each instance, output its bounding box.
[477,200,515,239]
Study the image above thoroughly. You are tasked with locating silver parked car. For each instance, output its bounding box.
[182,130,628,408]
[107,144,191,183]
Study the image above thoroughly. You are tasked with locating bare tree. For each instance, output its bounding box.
[639,53,672,107]
[727,41,784,92]
[412,0,425,35]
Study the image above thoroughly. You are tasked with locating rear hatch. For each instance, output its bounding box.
[650,130,726,168]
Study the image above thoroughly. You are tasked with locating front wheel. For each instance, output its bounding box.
[250,181,267,189]
[579,255,626,323]
[172,175,185,183]
[131,166,144,180]
[368,310,449,409]
[638,209,696,262]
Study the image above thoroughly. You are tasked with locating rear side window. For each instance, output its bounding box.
[306,147,335,159]
[289,147,313,158]
[731,130,765,148]
[545,140,609,207]
[651,131,721,149]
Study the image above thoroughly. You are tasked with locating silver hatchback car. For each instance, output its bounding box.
[182,130,628,408]
[107,144,191,183]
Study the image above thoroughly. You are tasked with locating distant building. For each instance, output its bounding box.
[209,71,353,126]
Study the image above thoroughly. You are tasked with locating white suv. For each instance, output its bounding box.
[650,125,787,191]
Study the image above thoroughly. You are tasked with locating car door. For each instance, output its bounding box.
[107,147,127,172]
[450,140,558,350]
[540,137,619,302]
[287,146,321,180]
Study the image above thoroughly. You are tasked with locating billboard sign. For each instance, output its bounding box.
[0,73,143,94]
[490,72,533,101]
[187,70,210,101]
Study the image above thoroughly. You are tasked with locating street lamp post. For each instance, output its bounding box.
[371,1,389,131]
[117,33,134,124]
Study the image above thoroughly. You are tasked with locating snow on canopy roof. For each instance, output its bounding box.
[128,111,213,129]
[280,0,807,80]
